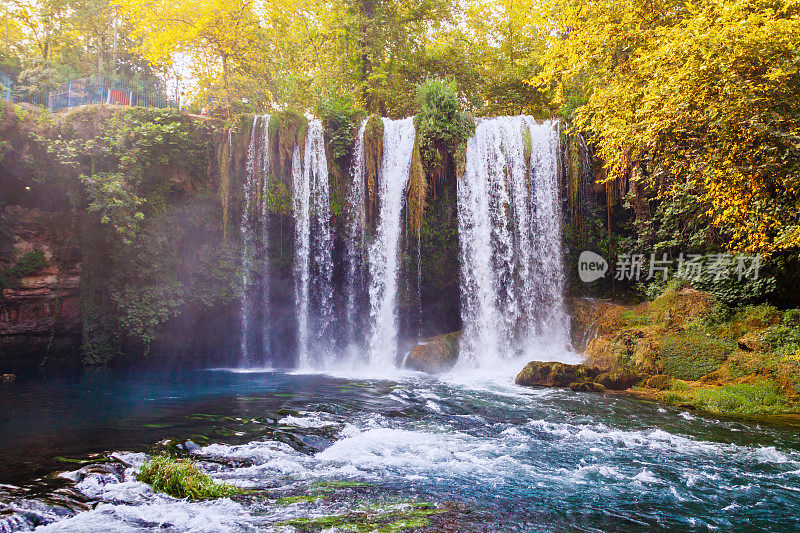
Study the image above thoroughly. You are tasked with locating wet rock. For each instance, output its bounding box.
[646,374,672,390]
[595,368,644,390]
[59,462,125,484]
[404,331,461,374]
[569,381,605,393]
[515,361,601,388]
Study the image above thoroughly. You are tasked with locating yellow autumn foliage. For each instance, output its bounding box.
[535,0,800,253]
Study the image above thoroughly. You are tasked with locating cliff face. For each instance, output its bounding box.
[0,104,579,370]
[0,206,81,365]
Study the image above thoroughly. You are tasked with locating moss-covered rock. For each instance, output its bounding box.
[405,331,461,374]
[595,368,645,390]
[569,381,605,392]
[646,374,672,390]
[649,286,714,327]
[363,115,384,232]
[515,361,602,388]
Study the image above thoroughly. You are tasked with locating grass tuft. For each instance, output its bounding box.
[136,455,242,500]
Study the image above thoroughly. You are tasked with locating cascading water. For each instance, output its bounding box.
[366,117,416,368]
[293,119,335,367]
[239,114,271,365]
[457,116,569,367]
[527,119,570,341]
[343,119,369,353]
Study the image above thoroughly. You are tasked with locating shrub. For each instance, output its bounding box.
[760,324,800,357]
[317,93,366,164]
[1,249,47,288]
[137,455,241,500]
[415,78,475,174]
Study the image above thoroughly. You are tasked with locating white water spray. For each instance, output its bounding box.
[344,120,368,352]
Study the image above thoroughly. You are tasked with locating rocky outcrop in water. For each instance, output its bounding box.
[404,331,461,373]
[515,361,602,388]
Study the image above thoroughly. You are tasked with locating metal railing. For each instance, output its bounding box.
[1,73,177,111]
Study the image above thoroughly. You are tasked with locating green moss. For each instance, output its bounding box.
[363,115,384,230]
[276,494,325,505]
[406,137,426,236]
[270,109,308,182]
[621,309,652,326]
[660,332,734,380]
[274,499,444,532]
[136,455,243,500]
[265,175,291,214]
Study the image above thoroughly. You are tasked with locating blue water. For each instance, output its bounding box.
[2,368,800,531]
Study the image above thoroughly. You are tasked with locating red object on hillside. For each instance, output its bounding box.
[107,89,131,106]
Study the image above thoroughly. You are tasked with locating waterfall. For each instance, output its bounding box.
[366,117,416,368]
[343,120,368,353]
[457,117,569,366]
[239,115,271,365]
[293,119,335,367]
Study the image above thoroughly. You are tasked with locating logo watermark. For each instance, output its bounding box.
[578,252,762,283]
[578,251,609,283]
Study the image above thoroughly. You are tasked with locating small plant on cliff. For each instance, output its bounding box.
[0,249,47,288]
[415,78,475,175]
[318,92,366,164]
[137,455,242,500]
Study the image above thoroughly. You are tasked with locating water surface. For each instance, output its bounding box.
[2,367,800,531]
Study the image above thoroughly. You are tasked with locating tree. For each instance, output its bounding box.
[536,0,800,254]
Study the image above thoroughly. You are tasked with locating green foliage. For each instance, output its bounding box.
[265,178,291,215]
[691,380,788,415]
[0,249,47,289]
[17,62,62,95]
[137,455,242,499]
[760,321,800,357]
[318,93,366,164]
[660,332,734,380]
[79,173,145,245]
[415,78,475,173]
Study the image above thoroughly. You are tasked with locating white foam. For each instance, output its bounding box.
[278,413,339,429]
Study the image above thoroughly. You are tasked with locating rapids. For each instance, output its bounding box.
[2,367,800,531]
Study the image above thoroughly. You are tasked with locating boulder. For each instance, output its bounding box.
[515,361,602,387]
[569,381,606,393]
[645,374,671,390]
[595,368,644,390]
[404,331,461,374]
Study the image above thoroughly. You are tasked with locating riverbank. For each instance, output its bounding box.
[549,285,800,417]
